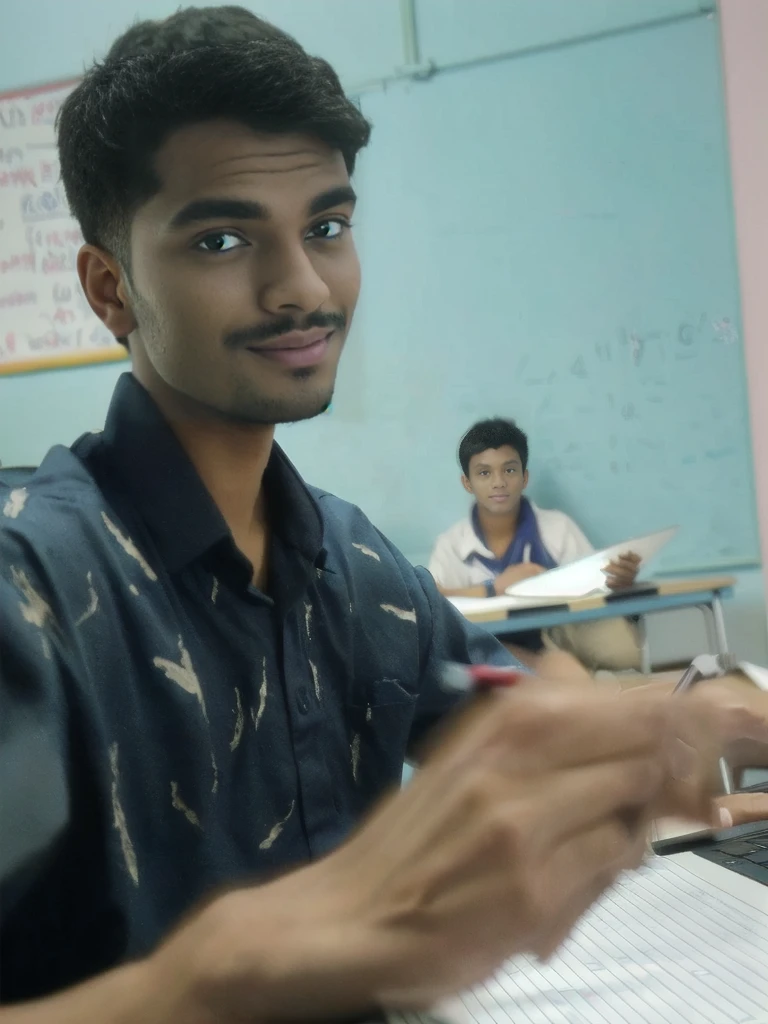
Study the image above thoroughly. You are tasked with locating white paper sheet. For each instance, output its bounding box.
[447,594,528,616]
[504,527,679,600]
[389,854,768,1024]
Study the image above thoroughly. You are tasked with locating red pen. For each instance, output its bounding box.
[441,662,525,693]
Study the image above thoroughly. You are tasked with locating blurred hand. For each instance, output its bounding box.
[690,676,768,769]
[494,562,547,595]
[155,682,724,1018]
[603,551,641,590]
[621,675,768,828]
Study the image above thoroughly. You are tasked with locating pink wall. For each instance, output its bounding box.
[719,1,768,595]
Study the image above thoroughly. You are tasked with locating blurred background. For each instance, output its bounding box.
[1,0,767,664]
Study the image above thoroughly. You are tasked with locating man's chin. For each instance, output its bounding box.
[277,394,334,425]
[229,387,335,426]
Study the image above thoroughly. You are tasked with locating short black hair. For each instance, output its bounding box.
[105,5,294,62]
[458,418,530,475]
[57,21,370,261]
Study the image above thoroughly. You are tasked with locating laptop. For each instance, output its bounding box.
[654,821,768,884]
[653,785,768,887]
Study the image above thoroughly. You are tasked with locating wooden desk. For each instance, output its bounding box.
[458,575,736,672]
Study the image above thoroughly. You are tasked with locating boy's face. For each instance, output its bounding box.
[81,120,360,424]
[462,445,528,516]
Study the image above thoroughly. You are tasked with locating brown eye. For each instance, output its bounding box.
[195,232,247,252]
[307,219,347,240]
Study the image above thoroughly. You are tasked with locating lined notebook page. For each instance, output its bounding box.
[390,853,768,1024]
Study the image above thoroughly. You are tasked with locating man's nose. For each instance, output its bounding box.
[257,243,331,314]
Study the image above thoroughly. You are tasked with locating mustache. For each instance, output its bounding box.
[224,311,347,349]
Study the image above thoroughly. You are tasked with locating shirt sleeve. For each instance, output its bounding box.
[427,532,475,590]
[0,544,70,914]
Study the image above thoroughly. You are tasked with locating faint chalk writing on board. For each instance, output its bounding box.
[570,355,587,378]
[712,317,738,345]
[629,332,644,366]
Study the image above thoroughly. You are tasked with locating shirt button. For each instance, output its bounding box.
[296,687,310,715]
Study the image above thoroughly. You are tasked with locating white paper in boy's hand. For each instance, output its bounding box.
[504,525,679,599]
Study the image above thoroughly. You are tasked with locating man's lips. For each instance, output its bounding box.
[245,329,333,368]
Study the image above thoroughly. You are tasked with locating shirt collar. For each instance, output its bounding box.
[91,373,325,577]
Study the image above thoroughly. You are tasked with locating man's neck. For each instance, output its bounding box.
[133,371,274,578]
[171,414,274,540]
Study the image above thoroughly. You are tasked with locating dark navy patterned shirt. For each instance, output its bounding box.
[0,374,517,1003]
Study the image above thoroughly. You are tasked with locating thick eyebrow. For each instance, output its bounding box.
[307,185,357,216]
[168,185,357,232]
[169,198,267,230]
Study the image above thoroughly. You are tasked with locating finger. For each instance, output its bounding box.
[524,756,664,853]
[603,566,633,584]
[716,792,768,827]
[613,552,641,565]
[408,795,647,967]
[648,698,724,824]
[604,574,631,591]
[427,685,720,803]
[400,756,663,892]
[694,683,768,746]
[530,815,649,958]
[618,552,641,565]
[475,686,676,774]
[606,560,637,575]
[389,745,664,900]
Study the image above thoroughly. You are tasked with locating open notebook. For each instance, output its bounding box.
[387,853,768,1024]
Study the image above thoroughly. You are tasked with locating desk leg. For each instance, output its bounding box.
[700,604,717,655]
[710,594,730,657]
[636,616,652,675]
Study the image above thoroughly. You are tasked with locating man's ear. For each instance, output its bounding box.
[461,474,473,495]
[77,245,138,340]
[522,470,530,490]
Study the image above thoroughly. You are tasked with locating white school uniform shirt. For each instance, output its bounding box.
[428,503,594,590]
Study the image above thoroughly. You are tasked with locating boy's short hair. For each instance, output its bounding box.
[458,418,530,475]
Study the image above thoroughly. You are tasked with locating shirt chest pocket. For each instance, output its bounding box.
[347,676,417,796]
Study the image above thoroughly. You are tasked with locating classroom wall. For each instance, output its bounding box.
[1,0,766,663]
[719,0,768,612]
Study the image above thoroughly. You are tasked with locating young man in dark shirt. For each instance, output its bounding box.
[2,7,767,1020]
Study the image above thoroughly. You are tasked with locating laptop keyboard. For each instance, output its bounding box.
[696,826,768,886]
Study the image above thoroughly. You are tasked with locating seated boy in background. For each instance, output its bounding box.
[429,418,641,674]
